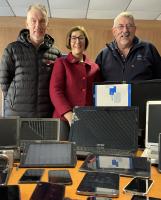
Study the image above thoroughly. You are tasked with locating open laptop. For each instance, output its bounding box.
[19,118,60,147]
[94,80,161,148]
[0,116,19,184]
[69,106,139,158]
[142,101,161,164]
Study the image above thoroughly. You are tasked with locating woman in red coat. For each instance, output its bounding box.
[50,26,101,140]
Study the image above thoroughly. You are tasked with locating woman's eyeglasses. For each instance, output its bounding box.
[70,36,85,42]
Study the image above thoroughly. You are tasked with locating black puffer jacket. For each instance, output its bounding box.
[0,29,61,117]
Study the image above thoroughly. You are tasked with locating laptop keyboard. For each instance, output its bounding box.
[76,146,134,156]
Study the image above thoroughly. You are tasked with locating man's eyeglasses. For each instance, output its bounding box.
[70,36,85,42]
[115,24,135,30]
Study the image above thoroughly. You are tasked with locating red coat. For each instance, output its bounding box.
[49,52,101,120]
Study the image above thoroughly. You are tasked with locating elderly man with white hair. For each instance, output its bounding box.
[96,11,161,82]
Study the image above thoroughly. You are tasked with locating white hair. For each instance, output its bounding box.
[113,12,135,28]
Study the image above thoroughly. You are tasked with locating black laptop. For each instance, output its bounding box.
[69,106,139,158]
[0,117,19,185]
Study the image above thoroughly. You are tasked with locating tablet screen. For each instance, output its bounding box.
[20,142,76,168]
[80,154,151,178]
[77,172,119,197]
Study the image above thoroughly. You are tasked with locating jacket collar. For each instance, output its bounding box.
[106,36,142,51]
[66,52,93,66]
[17,29,54,48]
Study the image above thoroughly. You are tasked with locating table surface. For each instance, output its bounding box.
[7,160,161,200]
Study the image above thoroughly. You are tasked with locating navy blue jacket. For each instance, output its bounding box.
[96,37,161,82]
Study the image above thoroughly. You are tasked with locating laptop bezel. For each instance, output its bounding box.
[145,100,161,148]
[19,118,60,146]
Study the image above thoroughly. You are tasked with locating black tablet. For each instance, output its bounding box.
[19,141,77,168]
[79,154,151,178]
[30,182,65,200]
[77,172,119,197]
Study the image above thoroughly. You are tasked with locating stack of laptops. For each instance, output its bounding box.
[69,106,139,158]
[142,101,161,164]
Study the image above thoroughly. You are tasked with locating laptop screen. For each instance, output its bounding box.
[69,106,139,151]
[19,118,60,144]
[145,101,161,147]
[131,79,161,135]
[0,117,19,149]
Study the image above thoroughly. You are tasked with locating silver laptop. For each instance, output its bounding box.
[141,101,161,164]
[19,118,60,146]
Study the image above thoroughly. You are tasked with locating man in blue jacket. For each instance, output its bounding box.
[96,11,161,81]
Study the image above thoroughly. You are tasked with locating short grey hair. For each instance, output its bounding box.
[113,11,135,28]
[27,4,48,24]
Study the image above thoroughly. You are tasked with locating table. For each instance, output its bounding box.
[7,160,161,200]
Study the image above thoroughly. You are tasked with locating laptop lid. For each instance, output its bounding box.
[145,101,161,149]
[94,82,131,106]
[19,118,60,145]
[0,117,19,149]
[69,106,139,152]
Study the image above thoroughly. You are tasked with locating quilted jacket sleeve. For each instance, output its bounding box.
[0,44,15,97]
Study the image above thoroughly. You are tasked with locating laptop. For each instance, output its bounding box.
[94,80,161,148]
[0,116,19,150]
[69,106,139,158]
[19,118,60,147]
[142,101,161,164]
[0,117,19,185]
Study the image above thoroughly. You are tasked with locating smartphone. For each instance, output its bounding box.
[30,182,65,200]
[48,170,72,185]
[0,185,20,200]
[158,133,161,172]
[87,197,113,200]
[123,177,153,195]
[131,195,161,200]
[18,169,44,184]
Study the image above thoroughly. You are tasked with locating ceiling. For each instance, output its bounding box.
[1,0,161,20]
